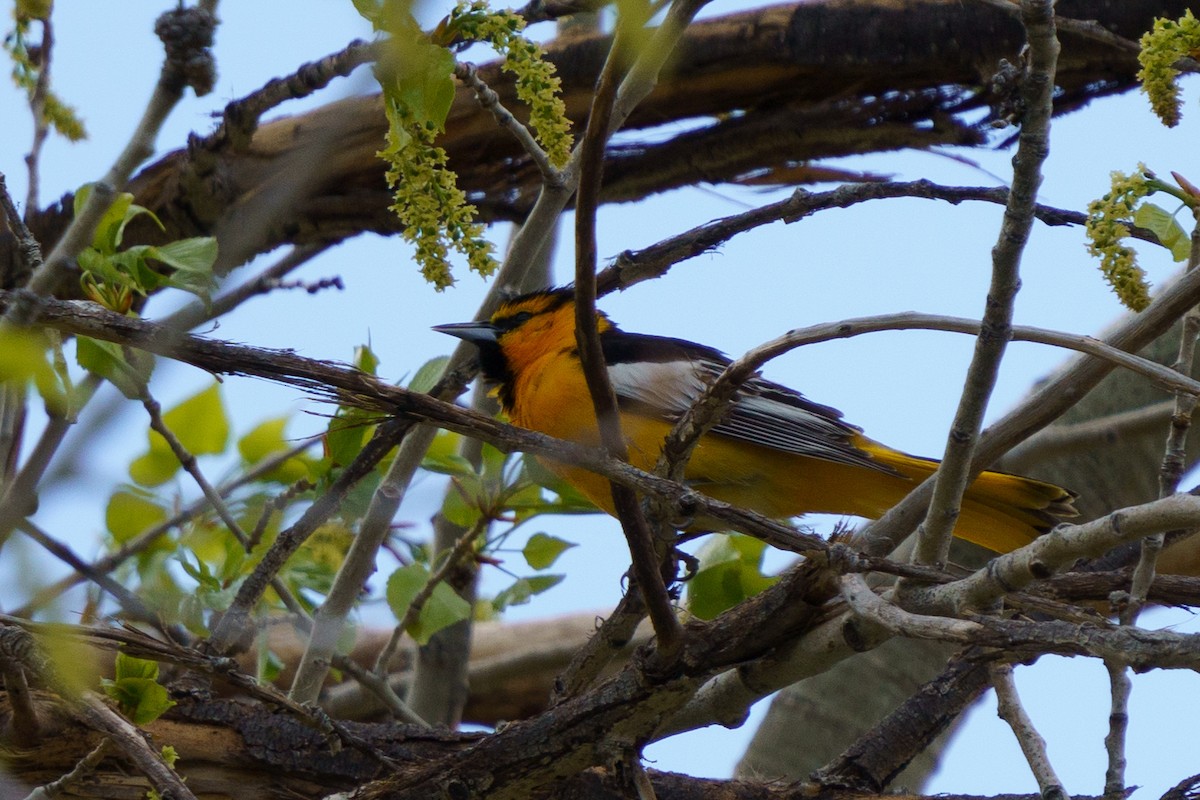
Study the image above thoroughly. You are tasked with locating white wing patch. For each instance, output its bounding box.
[607,355,893,473]
[608,360,707,415]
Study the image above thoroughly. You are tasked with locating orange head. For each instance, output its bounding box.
[434,288,611,409]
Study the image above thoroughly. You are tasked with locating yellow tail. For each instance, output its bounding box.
[868,444,1077,554]
[524,417,1077,555]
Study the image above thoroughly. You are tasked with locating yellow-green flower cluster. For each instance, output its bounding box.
[1085,166,1154,312]
[1138,9,1200,128]
[5,6,87,142]
[450,1,573,168]
[364,0,570,288]
[380,101,496,291]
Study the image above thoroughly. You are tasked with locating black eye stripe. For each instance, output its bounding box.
[495,310,534,331]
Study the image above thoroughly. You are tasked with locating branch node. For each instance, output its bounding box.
[154,5,217,97]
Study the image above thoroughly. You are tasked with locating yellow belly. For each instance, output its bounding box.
[506,354,1059,553]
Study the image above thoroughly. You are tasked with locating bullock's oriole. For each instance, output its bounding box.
[436,288,1076,553]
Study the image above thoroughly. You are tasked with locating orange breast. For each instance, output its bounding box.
[510,359,912,526]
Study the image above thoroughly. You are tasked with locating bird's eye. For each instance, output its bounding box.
[497,310,534,330]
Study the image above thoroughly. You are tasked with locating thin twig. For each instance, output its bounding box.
[598,181,1147,297]
[163,242,335,330]
[911,0,1059,567]
[840,573,973,644]
[658,310,1200,497]
[16,519,164,629]
[332,653,427,726]
[10,6,216,318]
[140,385,313,622]
[991,662,1069,800]
[0,171,45,284]
[23,740,110,800]
[553,580,647,701]
[211,39,377,151]
[455,62,559,183]
[1129,216,1200,621]
[1103,659,1131,800]
[374,520,486,679]
[2,660,40,747]
[139,388,250,545]
[137,384,313,619]
[10,436,319,618]
[210,417,412,654]
[22,11,54,213]
[573,14,684,662]
[287,423,440,702]
[927,492,1200,614]
[0,373,100,545]
[72,692,197,800]
[1102,213,1200,800]
[844,570,1200,667]
[854,246,1200,559]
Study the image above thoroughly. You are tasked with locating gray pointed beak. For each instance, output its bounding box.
[432,321,499,345]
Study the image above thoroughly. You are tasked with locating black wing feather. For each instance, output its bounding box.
[599,328,892,473]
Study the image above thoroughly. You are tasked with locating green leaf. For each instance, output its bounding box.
[478,441,508,484]
[1134,202,1192,262]
[106,489,169,543]
[440,479,482,528]
[521,456,600,513]
[152,237,219,304]
[238,417,311,483]
[325,409,376,467]
[151,236,218,274]
[163,383,228,455]
[351,0,382,25]
[383,28,456,129]
[101,653,176,724]
[686,534,779,620]
[422,450,475,477]
[422,430,465,471]
[492,574,564,611]
[354,343,380,376]
[113,651,159,681]
[103,676,175,724]
[407,355,448,393]
[385,563,472,645]
[176,551,221,593]
[0,327,66,413]
[128,447,180,487]
[109,246,162,291]
[522,532,576,570]
[130,383,229,486]
[83,191,162,255]
[77,336,153,399]
[257,645,284,684]
[353,0,413,31]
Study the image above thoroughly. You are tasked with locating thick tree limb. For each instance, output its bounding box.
[11,0,1196,283]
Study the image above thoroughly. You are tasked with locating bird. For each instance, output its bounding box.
[435,287,1077,553]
